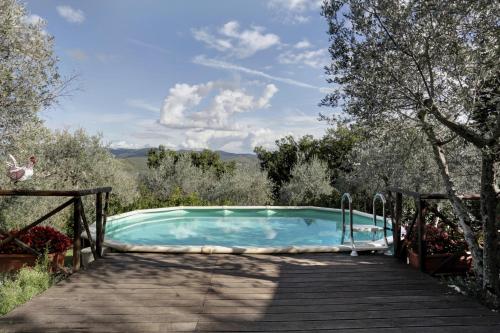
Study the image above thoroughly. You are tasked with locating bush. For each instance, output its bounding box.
[206,162,273,205]
[142,154,272,206]
[279,157,337,206]
[409,224,468,255]
[0,256,52,315]
[0,127,139,231]
[0,226,72,254]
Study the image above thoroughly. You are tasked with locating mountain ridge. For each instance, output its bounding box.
[109,148,256,160]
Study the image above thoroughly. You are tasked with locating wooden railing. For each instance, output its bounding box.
[0,187,112,272]
[386,187,482,273]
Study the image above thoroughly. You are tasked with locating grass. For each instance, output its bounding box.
[0,252,71,316]
[0,251,75,316]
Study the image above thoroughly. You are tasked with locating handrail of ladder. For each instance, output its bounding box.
[341,193,357,256]
[373,193,389,249]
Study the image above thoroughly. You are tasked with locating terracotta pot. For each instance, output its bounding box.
[0,252,66,272]
[407,249,470,274]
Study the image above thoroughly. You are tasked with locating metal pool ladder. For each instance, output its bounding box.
[341,192,390,256]
[340,193,357,256]
[373,193,390,253]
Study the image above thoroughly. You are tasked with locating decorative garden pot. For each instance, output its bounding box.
[407,249,470,274]
[0,252,66,272]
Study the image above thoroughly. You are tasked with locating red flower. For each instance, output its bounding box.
[409,224,467,255]
[0,226,71,254]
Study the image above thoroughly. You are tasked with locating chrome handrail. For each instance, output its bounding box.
[373,193,389,249]
[341,193,357,256]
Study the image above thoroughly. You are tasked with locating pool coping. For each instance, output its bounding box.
[87,206,392,254]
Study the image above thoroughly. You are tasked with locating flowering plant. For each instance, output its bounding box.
[0,226,72,254]
[409,224,467,255]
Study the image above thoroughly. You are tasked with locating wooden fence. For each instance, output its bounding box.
[386,187,481,273]
[0,187,112,272]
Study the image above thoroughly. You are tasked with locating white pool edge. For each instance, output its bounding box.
[86,206,392,254]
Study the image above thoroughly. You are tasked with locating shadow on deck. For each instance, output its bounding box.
[1,253,499,332]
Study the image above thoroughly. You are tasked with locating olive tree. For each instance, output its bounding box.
[0,127,138,230]
[322,0,499,304]
[279,157,336,206]
[143,155,272,205]
[0,0,66,150]
[208,161,273,205]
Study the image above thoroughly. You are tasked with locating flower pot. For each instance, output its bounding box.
[0,252,66,272]
[407,249,470,274]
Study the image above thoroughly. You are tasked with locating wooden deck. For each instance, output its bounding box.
[1,253,499,332]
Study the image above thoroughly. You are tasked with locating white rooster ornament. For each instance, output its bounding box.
[6,154,36,182]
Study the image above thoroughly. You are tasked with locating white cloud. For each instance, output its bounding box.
[125,99,159,113]
[23,14,44,26]
[109,141,146,149]
[278,48,328,68]
[192,21,280,58]
[294,39,312,49]
[193,55,327,91]
[268,0,323,24]
[56,5,85,24]
[156,80,283,152]
[160,81,278,131]
[192,29,232,52]
[67,49,88,61]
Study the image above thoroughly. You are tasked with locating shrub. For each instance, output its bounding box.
[279,157,337,206]
[0,226,71,254]
[142,155,273,206]
[409,224,467,255]
[206,162,273,205]
[0,256,52,315]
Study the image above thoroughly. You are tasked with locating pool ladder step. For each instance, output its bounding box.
[340,193,390,256]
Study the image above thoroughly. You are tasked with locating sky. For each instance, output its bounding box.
[25,0,334,153]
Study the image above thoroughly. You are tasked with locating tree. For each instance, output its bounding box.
[255,127,360,198]
[147,146,236,177]
[322,0,499,304]
[0,127,138,230]
[279,157,337,206]
[208,162,273,205]
[0,0,65,150]
[143,154,272,205]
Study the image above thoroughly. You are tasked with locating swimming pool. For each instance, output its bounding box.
[98,207,392,254]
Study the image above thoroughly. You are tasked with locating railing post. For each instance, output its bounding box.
[394,192,402,258]
[102,191,110,241]
[416,197,426,272]
[95,192,103,258]
[72,197,82,272]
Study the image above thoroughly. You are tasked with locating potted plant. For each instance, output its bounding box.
[0,226,72,272]
[407,224,471,274]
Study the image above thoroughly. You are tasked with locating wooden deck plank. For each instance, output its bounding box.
[1,253,499,332]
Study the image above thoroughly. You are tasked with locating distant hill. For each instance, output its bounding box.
[110,148,257,174]
[109,148,151,158]
[110,148,256,160]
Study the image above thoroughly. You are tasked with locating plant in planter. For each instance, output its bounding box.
[0,226,72,272]
[407,223,471,274]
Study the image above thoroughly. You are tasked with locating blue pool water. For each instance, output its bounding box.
[105,208,390,248]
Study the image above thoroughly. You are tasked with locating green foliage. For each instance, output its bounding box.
[142,152,272,206]
[0,127,139,230]
[0,0,62,149]
[205,161,273,205]
[255,126,360,199]
[113,186,208,213]
[279,157,339,206]
[0,256,52,315]
[147,146,236,177]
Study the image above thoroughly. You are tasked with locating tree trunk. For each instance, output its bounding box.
[480,150,499,306]
[420,119,484,280]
